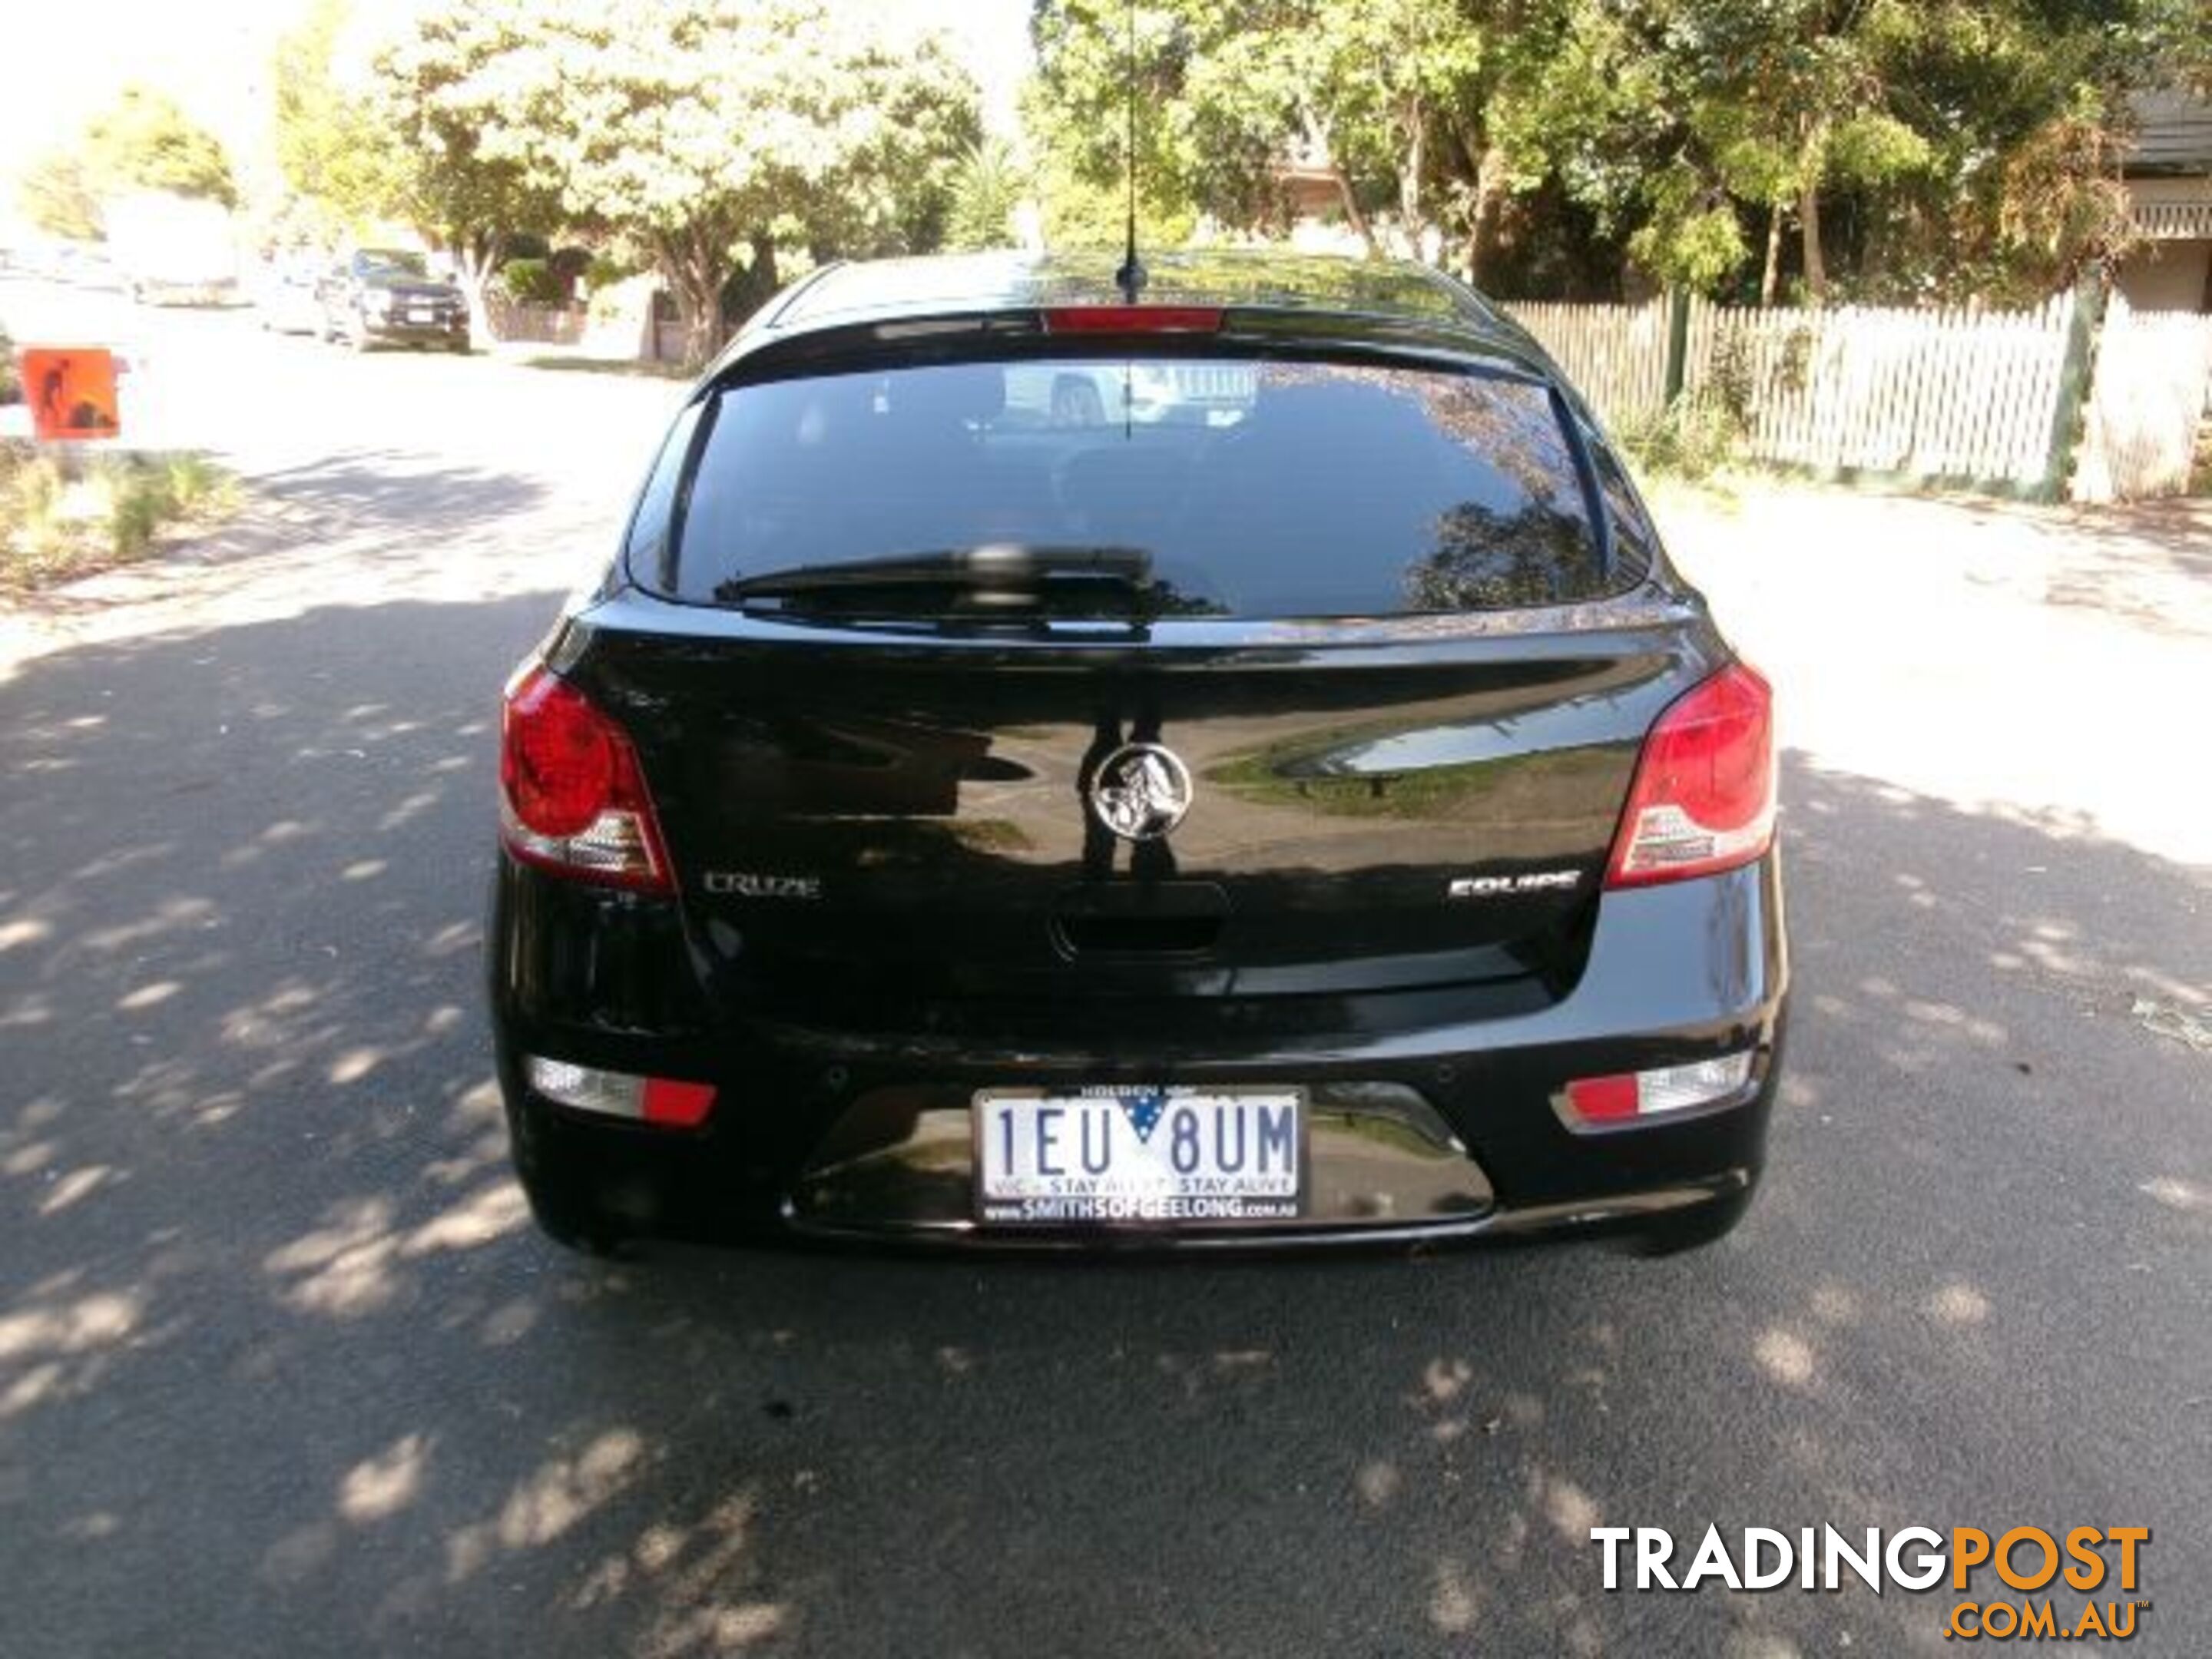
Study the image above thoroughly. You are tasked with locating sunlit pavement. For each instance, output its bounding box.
[2,278,2208,1657]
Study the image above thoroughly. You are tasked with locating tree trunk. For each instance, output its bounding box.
[1399,97,1429,261]
[1330,164,1380,258]
[1799,180,1826,306]
[1798,116,1828,306]
[1462,144,1508,287]
[723,233,780,332]
[1760,201,1784,306]
[675,267,720,367]
[657,239,717,367]
[452,228,501,342]
[657,221,737,367]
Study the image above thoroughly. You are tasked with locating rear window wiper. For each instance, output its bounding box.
[714,544,1154,606]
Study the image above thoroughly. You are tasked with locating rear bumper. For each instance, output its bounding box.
[359,315,468,343]
[488,852,1787,1252]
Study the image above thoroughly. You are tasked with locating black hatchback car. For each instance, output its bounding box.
[489,251,1786,1256]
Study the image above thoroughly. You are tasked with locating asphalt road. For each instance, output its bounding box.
[2,286,2208,1657]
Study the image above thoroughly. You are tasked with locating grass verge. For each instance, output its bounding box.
[518,353,693,381]
[2,442,243,593]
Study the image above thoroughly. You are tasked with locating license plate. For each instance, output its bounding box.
[974,1085,1303,1226]
[409,307,435,323]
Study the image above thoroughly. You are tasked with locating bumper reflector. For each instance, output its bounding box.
[525,1057,716,1128]
[1564,1052,1754,1127]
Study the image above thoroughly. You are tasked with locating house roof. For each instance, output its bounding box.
[2128,88,2212,174]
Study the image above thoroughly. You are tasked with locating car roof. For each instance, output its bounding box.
[759,249,1519,343]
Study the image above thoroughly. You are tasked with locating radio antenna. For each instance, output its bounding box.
[1114,0,1147,303]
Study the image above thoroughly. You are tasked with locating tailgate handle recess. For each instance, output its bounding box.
[1051,882,1227,958]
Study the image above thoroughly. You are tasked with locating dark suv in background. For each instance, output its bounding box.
[316,248,470,353]
[488,251,1787,1257]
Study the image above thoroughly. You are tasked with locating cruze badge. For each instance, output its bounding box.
[1090,743,1194,842]
[704,871,822,899]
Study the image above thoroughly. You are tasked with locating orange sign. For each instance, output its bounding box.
[22,347,121,442]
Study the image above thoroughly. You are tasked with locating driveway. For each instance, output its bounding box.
[2,290,2207,1656]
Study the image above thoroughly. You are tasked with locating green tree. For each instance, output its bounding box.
[276,0,565,312]
[466,0,983,363]
[1028,0,2206,302]
[272,0,412,241]
[366,5,568,313]
[17,149,104,240]
[1514,0,2204,301]
[82,87,237,207]
[1028,1,1541,273]
[944,140,1031,251]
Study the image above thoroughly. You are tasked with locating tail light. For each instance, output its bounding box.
[1606,663,1775,889]
[1561,1052,1756,1129]
[525,1057,714,1128]
[498,663,672,892]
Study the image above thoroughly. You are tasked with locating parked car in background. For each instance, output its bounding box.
[48,240,121,291]
[108,192,237,306]
[315,249,470,353]
[1002,361,1260,429]
[488,250,1789,1260]
[253,255,323,335]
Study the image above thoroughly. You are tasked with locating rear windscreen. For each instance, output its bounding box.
[650,356,1626,618]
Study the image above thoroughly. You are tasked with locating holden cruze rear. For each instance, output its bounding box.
[488,252,1786,1256]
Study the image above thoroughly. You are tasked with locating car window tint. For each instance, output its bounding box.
[655,357,1617,617]
[1586,432,1658,579]
[625,402,706,586]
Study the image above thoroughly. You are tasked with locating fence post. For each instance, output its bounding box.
[1662,289,1691,404]
[2038,271,2107,503]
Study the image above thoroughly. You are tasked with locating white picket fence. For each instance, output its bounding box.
[1505,298,1674,429]
[1684,295,2075,486]
[2075,296,2212,502]
[1508,293,2080,488]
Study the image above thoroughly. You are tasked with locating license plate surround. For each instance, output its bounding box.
[972,1084,1306,1227]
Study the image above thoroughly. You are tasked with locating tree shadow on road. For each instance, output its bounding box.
[2,587,2207,1657]
[1,451,578,665]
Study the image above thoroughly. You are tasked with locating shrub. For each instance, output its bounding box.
[2,447,234,581]
[582,253,635,294]
[5,442,65,519]
[2,442,75,578]
[164,451,235,515]
[1618,396,1744,483]
[88,455,175,559]
[498,257,564,305]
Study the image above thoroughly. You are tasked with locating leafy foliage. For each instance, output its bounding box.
[1028,0,2212,302]
[18,88,235,240]
[273,0,412,242]
[498,258,565,305]
[82,88,237,208]
[273,1,979,356]
[1029,0,1492,257]
[443,0,982,362]
[944,139,1031,251]
[17,150,105,241]
[365,4,568,297]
